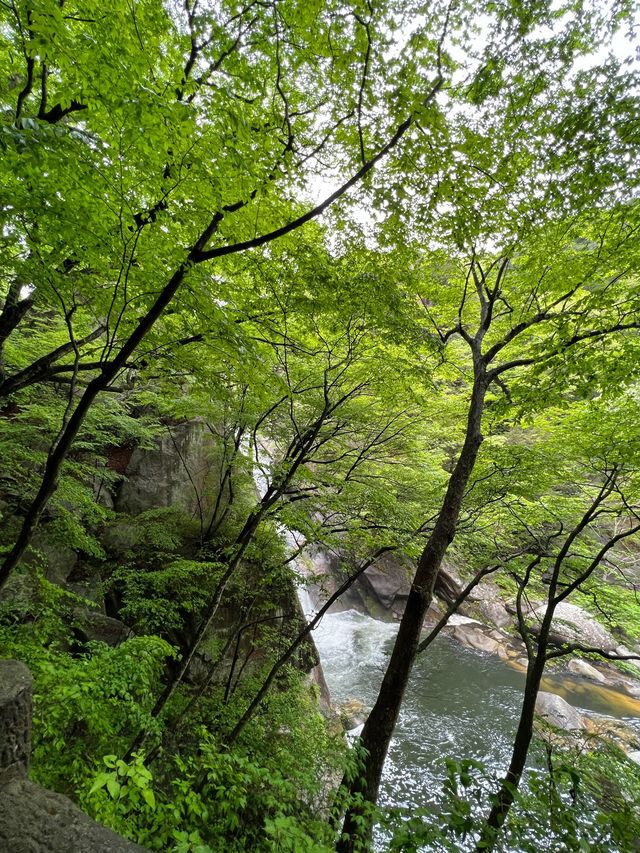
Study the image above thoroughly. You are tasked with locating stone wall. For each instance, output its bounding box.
[0,659,147,853]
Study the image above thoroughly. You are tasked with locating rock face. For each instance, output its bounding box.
[354,553,414,617]
[0,659,32,782]
[115,420,220,518]
[466,580,512,628]
[535,691,586,731]
[304,547,450,622]
[0,660,146,853]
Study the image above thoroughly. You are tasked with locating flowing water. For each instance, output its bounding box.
[299,598,640,816]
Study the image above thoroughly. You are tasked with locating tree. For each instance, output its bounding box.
[477,402,640,849]
[120,261,438,749]
[339,207,640,849]
[0,0,453,590]
[2,0,630,593]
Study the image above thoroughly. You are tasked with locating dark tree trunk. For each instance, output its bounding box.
[476,648,547,850]
[0,256,194,594]
[338,360,486,852]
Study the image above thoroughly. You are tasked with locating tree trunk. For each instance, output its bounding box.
[476,648,546,850]
[0,257,193,594]
[338,362,486,852]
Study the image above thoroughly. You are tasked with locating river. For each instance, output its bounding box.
[301,600,640,845]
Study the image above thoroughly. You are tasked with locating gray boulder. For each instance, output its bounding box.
[0,778,148,852]
[567,658,607,683]
[535,691,586,731]
[531,602,617,652]
[72,610,131,647]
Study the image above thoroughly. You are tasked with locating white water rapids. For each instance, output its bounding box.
[297,589,640,818]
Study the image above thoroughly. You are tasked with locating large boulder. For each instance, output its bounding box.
[567,658,607,683]
[0,778,148,852]
[72,610,131,647]
[356,553,414,617]
[302,548,455,620]
[531,603,618,652]
[302,548,410,618]
[535,691,586,731]
[443,616,512,659]
[466,579,512,627]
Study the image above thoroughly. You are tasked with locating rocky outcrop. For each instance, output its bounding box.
[114,420,220,519]
[303,547,449,622]
[0,660,147,853]
[535,691,586,731]
[530,602,619,652]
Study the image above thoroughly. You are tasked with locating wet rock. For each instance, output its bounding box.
[535,691,586,731]
[435,565,463,606]
[300,549,460,620]
[567,658,607,683]
[445,618,507,656]
[339,698,368,731]
[358,554,413,616]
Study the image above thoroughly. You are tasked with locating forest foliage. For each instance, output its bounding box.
[1,0,640,851]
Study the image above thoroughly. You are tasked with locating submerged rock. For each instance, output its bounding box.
[338,698,368,731]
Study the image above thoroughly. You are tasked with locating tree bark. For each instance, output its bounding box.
[476,647,547,850]
[338,357,487,852]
